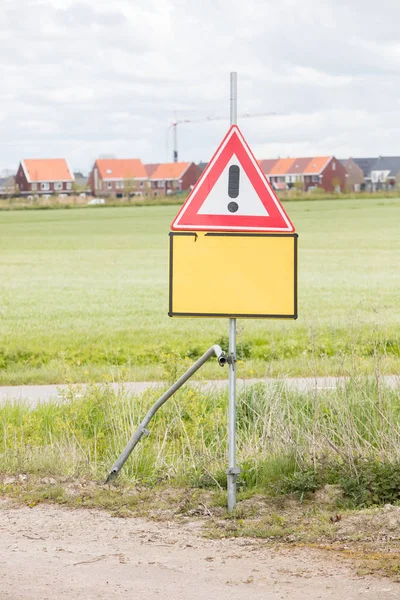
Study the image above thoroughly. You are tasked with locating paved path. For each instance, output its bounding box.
[0,502,398,600]
[0,375,399,405]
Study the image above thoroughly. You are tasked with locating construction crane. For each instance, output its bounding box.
[170,112,277,162]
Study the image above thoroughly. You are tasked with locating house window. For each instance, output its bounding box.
[31,183,37,191]
[66,182,72,190]
[332,162,336,171]
[107,183,112,190]
[54,182,63,191]
[311,175,319,183]
[157,181,164,188]
[41,182,50,191]
[139,181,144,187]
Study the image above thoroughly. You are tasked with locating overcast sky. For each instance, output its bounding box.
[1,0,399,173]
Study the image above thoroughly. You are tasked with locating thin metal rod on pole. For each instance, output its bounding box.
[173,122,178,162]
[230,72,237,126]
[227,71,239,512]
[105,344,226,483]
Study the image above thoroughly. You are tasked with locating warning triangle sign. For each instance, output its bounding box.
[171,125,295,233]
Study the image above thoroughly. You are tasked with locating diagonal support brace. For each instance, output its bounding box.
[105,344,226,483]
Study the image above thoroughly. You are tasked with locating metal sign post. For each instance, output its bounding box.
[107,73,298,510]
[168,71,297,513]
[227,71,239,512]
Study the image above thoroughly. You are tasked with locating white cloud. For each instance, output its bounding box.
[1,0,400,172]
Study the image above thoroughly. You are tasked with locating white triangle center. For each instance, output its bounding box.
[197,154,269,217]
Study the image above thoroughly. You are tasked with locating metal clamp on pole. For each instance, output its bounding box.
[226,467,241,476]
[227,353,237,369]
[105,344,227,484]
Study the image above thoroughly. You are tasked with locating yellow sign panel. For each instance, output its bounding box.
[169,232,298,318]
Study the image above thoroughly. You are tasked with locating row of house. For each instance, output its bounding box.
[259,156,346,192]
[1,158,201,198]
[341,157,400,192]
[88,159,201,197]
[2,154,400,198]
[259,155,400,192]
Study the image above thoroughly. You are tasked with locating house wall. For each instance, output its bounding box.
[149,163,202,197]
[320,158,346,192]
[181,163,201,191]
[24,181,72,194]
[269,176,285,184]
[150,180,176,196]
[371,176,397,192]
[303,175,321,191]
[15,164,28,193]
[100,179,149,196]
[88,162,150,196]
[301,159,347,192]
[87,164,99,195]
[302,158,347,192]
[342,159,364,191]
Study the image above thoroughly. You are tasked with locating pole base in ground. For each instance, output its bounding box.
[227,467,241,511]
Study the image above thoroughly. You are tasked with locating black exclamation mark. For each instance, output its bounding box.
[228,165,240,213]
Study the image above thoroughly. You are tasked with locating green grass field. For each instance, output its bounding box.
[0,198,399,385]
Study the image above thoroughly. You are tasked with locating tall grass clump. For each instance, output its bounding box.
[1,376,400,506]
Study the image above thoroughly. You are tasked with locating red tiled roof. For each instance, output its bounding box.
[96,159,147,180]
[286,157,313,174]
[258,158,279,174]
[303,156,331,175]
[150,162,192,180]
[144,163,160,177]
[269,158,296,175]
[258,156,334,176]
[22,159,73,182]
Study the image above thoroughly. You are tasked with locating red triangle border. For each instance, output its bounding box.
[171,125,295,233]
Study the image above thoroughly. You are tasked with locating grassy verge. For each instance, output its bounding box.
[0,194,185,211]
[1,377,400,504]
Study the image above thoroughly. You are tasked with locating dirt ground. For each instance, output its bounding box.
[1,499,399,600]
